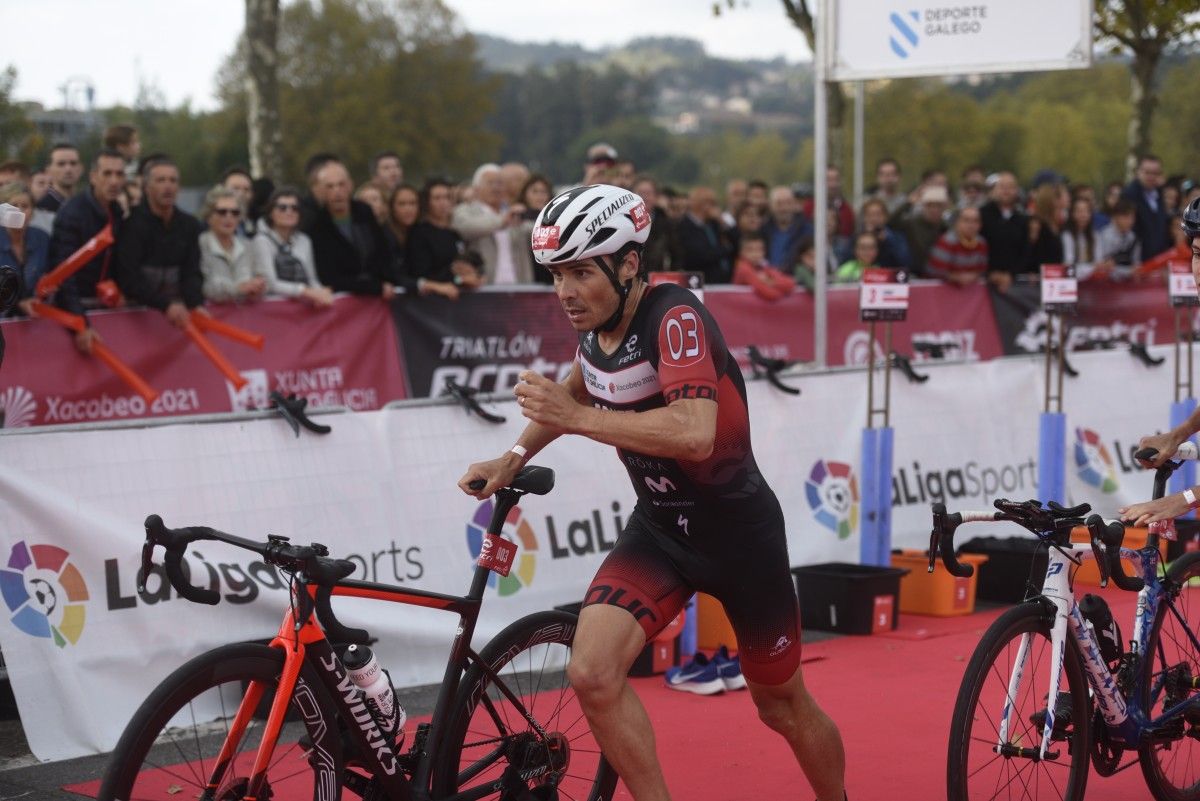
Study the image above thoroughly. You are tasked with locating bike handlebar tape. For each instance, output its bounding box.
[939,511,975,578]
[1103,521,1145,593]
[315,586,370,645]
[163,547,221,605]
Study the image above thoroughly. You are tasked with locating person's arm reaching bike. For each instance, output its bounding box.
[458,362,587,499]
[1137,409,1200,468]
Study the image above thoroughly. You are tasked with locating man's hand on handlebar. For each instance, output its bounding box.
[1120,494,1189,527]
[458,453,523,500]
[1136,433,1185,468]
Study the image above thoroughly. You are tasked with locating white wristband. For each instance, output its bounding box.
[1185,488,1200,509]
[510,445,528,460]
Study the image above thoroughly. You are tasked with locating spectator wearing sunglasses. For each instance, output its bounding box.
[251,187,332,306]
[115,155,206,329]
[199,186,272,303]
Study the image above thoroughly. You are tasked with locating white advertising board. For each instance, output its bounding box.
[828,0,1093,81]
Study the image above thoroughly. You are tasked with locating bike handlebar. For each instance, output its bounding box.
[1085,514,1145,592]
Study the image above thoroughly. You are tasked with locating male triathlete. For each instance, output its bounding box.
[459,184,847,801]
[1122,197,1200,524]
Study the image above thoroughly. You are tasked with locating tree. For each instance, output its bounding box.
[1094,1,1200,178]
[244,0,283,180]
[0,67,36,162]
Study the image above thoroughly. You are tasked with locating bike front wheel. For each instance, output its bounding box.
[98,642,344,801]
[947,602,1091,801]
[1140,552,1200,800]
[431,609,617,801]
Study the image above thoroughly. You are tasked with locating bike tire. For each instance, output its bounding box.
[1139,552,1200,800]
[430,609,618,801]
[947,601,1091,801]
[98,642,344,801]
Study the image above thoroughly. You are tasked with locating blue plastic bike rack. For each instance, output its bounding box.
[1038,412,1067,505]
[860,425,894,566]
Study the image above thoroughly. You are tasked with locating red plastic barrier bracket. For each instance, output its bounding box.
[184,321,247,390]
[189,311,265,350]
[35,224,115,299]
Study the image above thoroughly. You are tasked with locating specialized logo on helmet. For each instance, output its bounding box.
[1074,428,1119,493]
[806,460,859,539]
[532,225,560,250]
[584,192,640,236]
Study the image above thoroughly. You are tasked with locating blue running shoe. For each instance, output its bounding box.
[713,645,747,690]
[664,653,724,695]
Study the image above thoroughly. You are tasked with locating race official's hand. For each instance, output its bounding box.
[1136,432,1185,468]
[1120,493,1189,527]
[515,370,581,434]
[458,453,523,500]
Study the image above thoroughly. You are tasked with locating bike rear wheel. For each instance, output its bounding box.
[98,642,343,801]
[947,602,1090,801]
[1140,552,1200,800]
[431,610,617,801]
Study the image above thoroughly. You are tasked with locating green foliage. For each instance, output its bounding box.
[0,67,38,163]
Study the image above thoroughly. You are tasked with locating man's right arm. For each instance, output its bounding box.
[452,202,504,241]
[115,218,170,311]
[1139,406,1200,467]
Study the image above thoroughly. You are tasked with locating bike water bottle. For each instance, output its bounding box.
[1079,594,1123,667]
[343,644,406,747]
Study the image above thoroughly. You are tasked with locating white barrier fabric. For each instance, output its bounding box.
[0,347,1176,761]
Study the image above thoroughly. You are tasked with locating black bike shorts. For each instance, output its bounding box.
[581,494,801,686]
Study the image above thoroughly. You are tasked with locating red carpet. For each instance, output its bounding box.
[67,586,1160,799]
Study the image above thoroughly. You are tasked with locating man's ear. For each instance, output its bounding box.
[619,250,641,281]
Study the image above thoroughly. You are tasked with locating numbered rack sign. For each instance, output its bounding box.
[1169,260,1199,308]
[1040,264,1077,314]
[859,268,909,322]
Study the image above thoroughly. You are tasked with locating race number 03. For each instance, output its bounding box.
[665,312,700,362]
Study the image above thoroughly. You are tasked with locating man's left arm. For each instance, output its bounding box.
[181,224,205,309]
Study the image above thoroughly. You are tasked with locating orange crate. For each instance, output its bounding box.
[696,592,737,651]
[891,550,989,616]
[1069,526,1164,586]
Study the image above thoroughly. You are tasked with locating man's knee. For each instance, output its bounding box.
[756,694,803,738]
[567,653,626,702]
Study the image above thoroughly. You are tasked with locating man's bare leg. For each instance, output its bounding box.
[567,604,671,801]
[747,666,846,800]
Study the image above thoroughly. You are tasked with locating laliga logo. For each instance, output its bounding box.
[0,386,37,428]
[1074,428,1119,494]
[0,542,88,646]
[465,500,538,596]
[889,11,921,58]
[806,460,859,540]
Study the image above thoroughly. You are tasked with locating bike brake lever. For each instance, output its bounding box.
[137,540,156,594]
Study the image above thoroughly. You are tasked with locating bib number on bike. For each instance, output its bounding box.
[477,532,517,577]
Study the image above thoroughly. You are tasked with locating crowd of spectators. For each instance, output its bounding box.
[1,124,1197,353]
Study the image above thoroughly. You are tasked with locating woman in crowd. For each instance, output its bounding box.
[857,197,910,269]
[727,201,764,262]
[383,184,420,282]
[512,174,553,284]
[1061,195,1100,275]
[355,181,390,227]
[834,231,881,283]
[0,181,49,317]
[403,177,477,300]
[199,186,272,303]
[1025,183,1064,270]
[251,186,332,306]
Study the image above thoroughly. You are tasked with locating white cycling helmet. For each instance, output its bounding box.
[531,184,653,332]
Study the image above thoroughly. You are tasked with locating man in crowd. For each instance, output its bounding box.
[872,157,905,217]
[633,174,682,272]
[957,165,987,210]
[612,159,636,190]
[103,124,141,179]
[52,149,128,351]
[1121,154,1170,259]
[746,179,770,217]
[583,142,618,186]
[452,163,529,284]
[722,178,748,228]
[979,172,1029,292]
[304,158,394,297]
[299,151,341,229]
[804,165,855,260]
[115,156,206,328]
[676,185,730,284]
[763,185,811,272]
[35,143,83,215]
[895,184,949,275]
[500,161,530,205]
[0,161,30,185]
[371,150,404,193]
[221,167,256,236]
[926,206,988,286]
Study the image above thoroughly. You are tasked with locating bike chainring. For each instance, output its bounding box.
[1089,709,1123,777]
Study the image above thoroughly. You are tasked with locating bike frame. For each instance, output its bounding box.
[994,538,1200,760]
[196,497,547,801]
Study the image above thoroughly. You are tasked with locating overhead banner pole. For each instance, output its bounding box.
[813,0,829,368]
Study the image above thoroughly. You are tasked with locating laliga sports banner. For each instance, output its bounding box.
[827,0,1093,81]
[2,347,1163,761]
[0,296,406,427]
[392,283,1006,397]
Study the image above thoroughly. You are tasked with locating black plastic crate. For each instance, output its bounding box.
[959,536,1047,604]
[791,562,908,634]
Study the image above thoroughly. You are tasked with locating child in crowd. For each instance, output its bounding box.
[1094,199,1141,279]
[732,231,795,301]
[834,231,881,283]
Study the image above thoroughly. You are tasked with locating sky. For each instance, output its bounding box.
[3,0,812,113]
